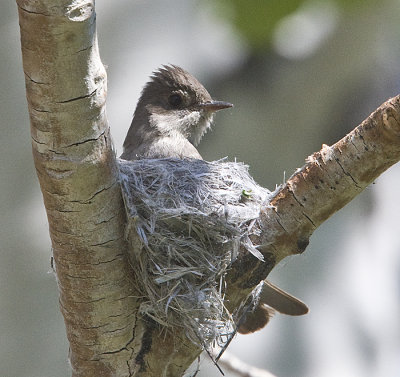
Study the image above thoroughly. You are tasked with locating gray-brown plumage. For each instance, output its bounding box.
[121,64,308,333]
[238,280,308,334]
[121,65,233,160]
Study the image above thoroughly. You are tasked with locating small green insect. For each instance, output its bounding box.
[241,189,252,198]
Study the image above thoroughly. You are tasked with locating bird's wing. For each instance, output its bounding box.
[238,280,308,334]
[260,280,309,316]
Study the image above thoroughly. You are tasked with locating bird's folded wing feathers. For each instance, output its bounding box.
[238,280,308,334]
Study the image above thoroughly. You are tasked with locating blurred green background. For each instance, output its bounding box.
[2,1,400,376]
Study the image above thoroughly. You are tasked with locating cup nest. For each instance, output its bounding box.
[118,158,271,350]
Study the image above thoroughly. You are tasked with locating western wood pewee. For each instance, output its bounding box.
[121,65,308,333]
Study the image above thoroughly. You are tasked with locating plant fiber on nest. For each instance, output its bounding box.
[118,158,271,349]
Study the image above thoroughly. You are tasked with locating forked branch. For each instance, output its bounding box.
[16,0,400,376]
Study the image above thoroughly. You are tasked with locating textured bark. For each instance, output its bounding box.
[16,0,400,376]
[226,96,400,308]
[17,1,139,376]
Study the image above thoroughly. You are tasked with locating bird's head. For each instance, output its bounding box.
[135,65,233,145]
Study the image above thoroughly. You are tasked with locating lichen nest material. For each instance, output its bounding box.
[118,158,271,348]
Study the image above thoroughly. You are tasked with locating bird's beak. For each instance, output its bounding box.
[198,100,233,112]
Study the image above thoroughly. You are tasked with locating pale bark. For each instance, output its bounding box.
[225,96,400,309]
[17,1,139,376]
[218,352,278,377]
[16,0,400,376]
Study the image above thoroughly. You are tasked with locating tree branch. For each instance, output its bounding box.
[217,352,278,377]
[226,95,400,308]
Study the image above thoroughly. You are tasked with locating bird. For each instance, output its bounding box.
[121,64,308,333]
[121,64,233,160]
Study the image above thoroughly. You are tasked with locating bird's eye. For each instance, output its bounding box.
[168,93,183,107]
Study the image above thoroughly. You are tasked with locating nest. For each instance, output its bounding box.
[118,158,271,350]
